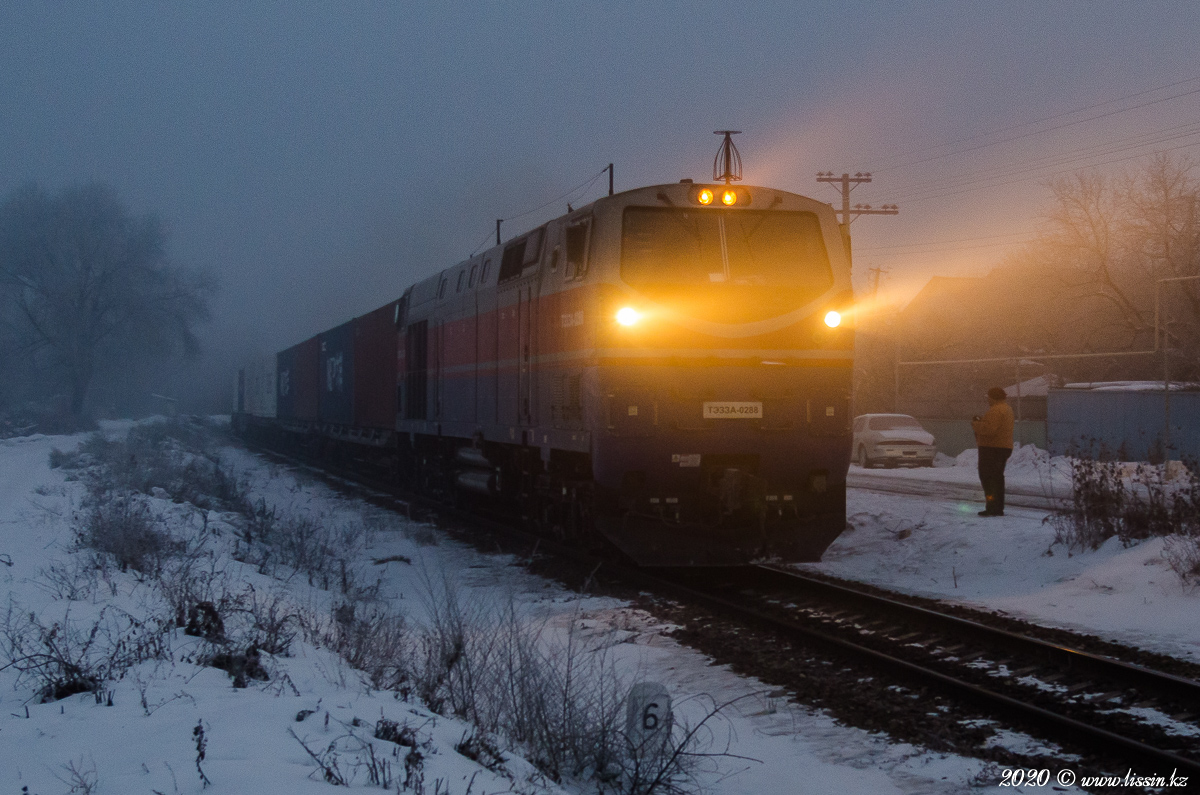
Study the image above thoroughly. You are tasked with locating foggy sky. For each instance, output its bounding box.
[3,2,1198,410]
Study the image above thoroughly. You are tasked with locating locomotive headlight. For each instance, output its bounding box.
[824,310,842,328]
[697,188,714,205]
[721,189,737,206]
[616,307,642,326]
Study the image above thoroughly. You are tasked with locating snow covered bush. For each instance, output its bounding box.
[410,575,714,791]
[1163,533,1200,586]
[1049,457,1125,551]
[69,418,248,512]
[413,575,629,783]
[0,603,172,702]
[79,490,177,575]
[1051,455,1200,575]
[320,600,410,691]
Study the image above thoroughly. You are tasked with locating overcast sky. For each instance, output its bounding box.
[3,2,1199,406]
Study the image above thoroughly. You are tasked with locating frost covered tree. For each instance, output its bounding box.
[0,183,212,417]
[889,155,1200,411]
[1038,154,1200,375]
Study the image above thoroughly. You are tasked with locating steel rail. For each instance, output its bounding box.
[749,563,1200,711]
[643,566,1200,780]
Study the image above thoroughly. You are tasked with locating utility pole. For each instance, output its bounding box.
[867,266,889,297]
[816,172,898,227]
[818,172,898,414]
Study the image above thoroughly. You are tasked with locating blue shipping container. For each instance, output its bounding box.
[319,320,356,425]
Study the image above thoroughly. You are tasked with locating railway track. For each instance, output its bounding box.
[847,469,1068,511]
[243,438,1200,785]
[653,564,1200,782]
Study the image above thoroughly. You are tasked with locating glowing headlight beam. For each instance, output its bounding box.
[697,189,714,205]
[824,310,842,328]
[721,189,737,206]
[616,307,642,326]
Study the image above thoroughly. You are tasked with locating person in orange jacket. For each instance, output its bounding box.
[971,386,1015,516]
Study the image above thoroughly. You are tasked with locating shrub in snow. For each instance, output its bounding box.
[413,576,628,782]
[54,756,99,795]
[320,600,410,692]
[70,419,249,512]
[1163,533,1200,586]
[409,575,722,791]
[1049,455,1200,569]
[0,603,172,702]
[79,490,176,575]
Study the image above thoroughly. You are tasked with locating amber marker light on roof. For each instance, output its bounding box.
[616,307,642,326]
[697,188,714,205]
[721,189,737,205]
[824,310,842,328]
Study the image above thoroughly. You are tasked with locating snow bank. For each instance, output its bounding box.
[0,422,1003,794]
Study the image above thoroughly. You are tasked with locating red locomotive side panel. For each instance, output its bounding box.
[353,301,399,429]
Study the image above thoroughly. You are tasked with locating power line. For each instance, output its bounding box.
[892,118,1200,200]
[470,166,609,256]
[896,136,1200,207]
[856,230,1032,252]
[857,237,1038,259]
[874,75,1200,171]
[876,77,1200,173]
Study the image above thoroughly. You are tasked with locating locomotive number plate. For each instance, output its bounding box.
[702,401,763,419]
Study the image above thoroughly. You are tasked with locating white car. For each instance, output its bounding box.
[851,414,937,468]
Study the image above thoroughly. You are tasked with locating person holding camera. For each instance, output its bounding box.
[971,387,1015,516]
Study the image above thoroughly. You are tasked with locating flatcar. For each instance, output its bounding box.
[235,174,853,565]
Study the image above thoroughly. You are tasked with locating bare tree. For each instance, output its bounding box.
[0,183,212,417]
[1122,154,1200,354]
[1043,171,1151,343]
[1036,156,1200,376]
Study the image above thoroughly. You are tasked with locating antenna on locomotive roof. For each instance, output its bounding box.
[713,131,743,185]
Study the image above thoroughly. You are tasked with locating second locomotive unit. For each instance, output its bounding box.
[237,165,853,565]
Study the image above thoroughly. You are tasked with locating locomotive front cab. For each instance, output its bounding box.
[588,183,853,565]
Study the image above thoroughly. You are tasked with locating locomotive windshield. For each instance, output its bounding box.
[620,208,834,322]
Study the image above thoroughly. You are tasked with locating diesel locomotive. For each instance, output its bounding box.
[236,174,854,565]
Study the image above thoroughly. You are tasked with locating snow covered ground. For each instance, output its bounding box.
[822,447,1200,662]
[1,422,1013,795]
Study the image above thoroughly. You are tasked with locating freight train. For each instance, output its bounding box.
[235,176,854,566]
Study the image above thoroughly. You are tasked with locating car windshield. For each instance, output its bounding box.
[870,416,923,431]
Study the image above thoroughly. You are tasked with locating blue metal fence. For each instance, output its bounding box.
[1047,389,1200,461]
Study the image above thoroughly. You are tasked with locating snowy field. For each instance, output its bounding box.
[824,448,1200,662]
[0,421,1018,795]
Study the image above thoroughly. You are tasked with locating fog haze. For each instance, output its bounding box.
[3,2,1198,411]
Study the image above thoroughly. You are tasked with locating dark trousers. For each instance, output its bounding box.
[978,446,1013,514]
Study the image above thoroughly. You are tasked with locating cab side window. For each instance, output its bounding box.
[565,218,590,279]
